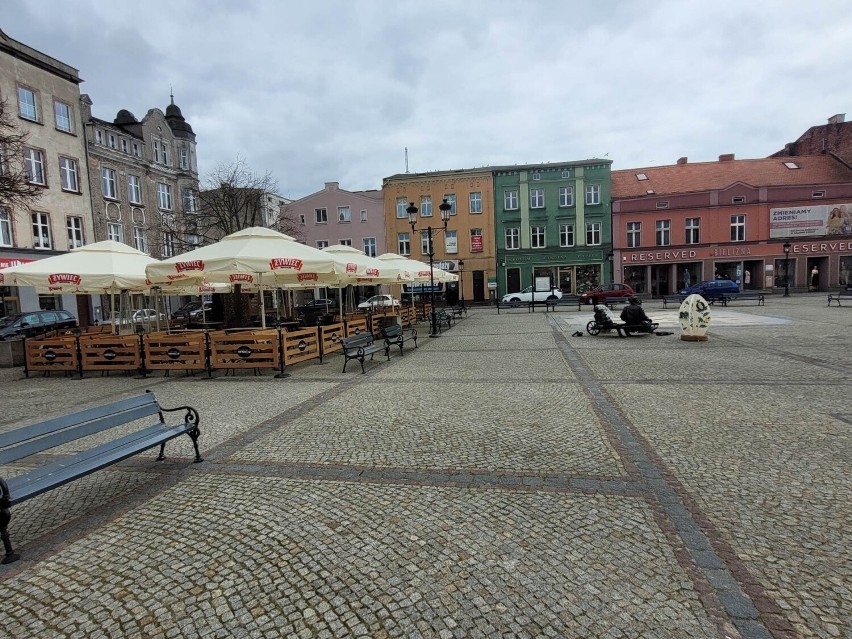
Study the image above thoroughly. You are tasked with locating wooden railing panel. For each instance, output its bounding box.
[345,316,369,337]
[209,330,279,370]
[320,322,345,356]
[25,336,78,373]
[283,328,320,366]
[79,334,141,372]
[144,332,207,372]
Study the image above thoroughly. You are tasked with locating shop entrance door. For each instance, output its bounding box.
[472,271,485,301]
[650,264,670,296]
[806,256,828,291]
[506,268,521,294]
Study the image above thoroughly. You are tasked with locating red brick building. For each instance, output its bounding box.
[611,154,852,295]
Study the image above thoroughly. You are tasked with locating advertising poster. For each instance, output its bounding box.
[769,203,852,238]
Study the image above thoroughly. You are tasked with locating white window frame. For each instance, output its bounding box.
[339,238,352,247]
[505,227,520,250]
[558,186,574,207]
[101,167,117,199]
[59,157,79,192]
[299,214,306,225]
[420,195,432,217]
[24,148,45,185]
[504,190,519,210]
[559,223,575,248]
[656,220,671,246]
[360,209,367,222]
[128,175,142,204]
[121,139,128,153]
[398,232,411,256]
[445,230,458,253]
[316,240,329,249]
[627,221,641,248]
[444,193,457,215]
[685,218,700,244]
[95,129,104,145]
[0,208,12,246]
[67,216,84,249]
[108,134,117,149]
[179,146,189,169]
[530,226,546,248]
[18,86,38,121]
[337,206,351,223]
[54,100,72,132]
[363,237,377,257]
[315,208,328,224]
[420,231,432,256]
[132,142,141,157]
[107,222,123,243]
[133,227,148,254]
[162,232,176,258]
[157,183,173,211]
[585,184,601,205]
[586,221,602,246]
[161,141,170,166]
[731,215,746,242]
[182,188,197,213]
[32,212,52,249]
[152,139,160,163]
[469,191,482,214]
[396,198,408,219]
[530,188,545,209]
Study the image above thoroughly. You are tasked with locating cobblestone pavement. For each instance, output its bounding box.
[0,295,849,638]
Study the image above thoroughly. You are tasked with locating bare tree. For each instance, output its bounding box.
[163,156,301,250]
[0,97,43,213]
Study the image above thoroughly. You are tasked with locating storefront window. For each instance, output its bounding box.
[623,265,647,294]
[774,258,794,288]
[840,256,852,287]
[575,264,601,294]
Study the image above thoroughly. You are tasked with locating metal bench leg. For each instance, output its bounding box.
[187,428,203,463]
[1,504,19,564]
[360,356,366,374]
[157,442,167,461]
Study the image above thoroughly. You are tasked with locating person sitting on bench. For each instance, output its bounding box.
[619,296,655,333]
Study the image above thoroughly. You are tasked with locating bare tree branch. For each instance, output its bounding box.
[0,97,43,213]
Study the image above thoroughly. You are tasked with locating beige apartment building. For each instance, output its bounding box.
[0,29,95,318]
[383,170,496,304]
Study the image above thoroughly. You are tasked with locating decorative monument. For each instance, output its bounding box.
[678,294,711,341]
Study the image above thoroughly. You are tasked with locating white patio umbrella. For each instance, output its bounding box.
[321,245,404,316]
[376,253,457,316]
[145,227,341,328]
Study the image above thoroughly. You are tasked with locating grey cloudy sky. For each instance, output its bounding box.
[5,0,851,198]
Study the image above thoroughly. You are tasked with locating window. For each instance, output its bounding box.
[397,232,411,256]
[531,171,541,181]
[444,193,457,215]
[636,173,648,181]
[157,183,173,210]
[558,186,574,207]
[132,142,141,157]
[420,231,432,256]
[732,196,745,204]
[504,190,519,210]
[360,210,367,222]
[133,227,148,254]
[95,130,103,145]
[18,87,38,121]
[420,195,432,217]
[363,237,376,257]
[179,146,189,169]
[561,170,571,179]
[730,215,745,242]
[121,139,128,153]
[530,188,544,209]
[531,226,546,248]
[186,233,200,249]
[469,191,482,214]
[67,216,84,249]
[656,201,669,209]
[316,240,329,249]
[152,140,160,163]
[299,214,306,225]
[54,101,72,132]
[182,188,197,213]
[812,191,825,199]
[24,148,45,185]
[585,184,600,205]
[162,232,176,257]
[339,238,352,246]
[101,167,117,199]
[107,222,123,243]
[32,212,51,249]
[59,157,79,192]
[470,228,483,252]
[586,222,601,245]
[337,206,351,222]
[396,198,408,219]
[627,222,641,248]
[315,208,328,224]
[445,230,458,253]
[656,220,671,246]
[559,223,575,248]
[128,175,142,204]
[161,142,170,166]
[505,227,520,250]
[685,218,700,244]
[0,209,11,246]
[108,134,117,149]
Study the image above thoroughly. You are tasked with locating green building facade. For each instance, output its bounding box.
[493,160,613,298]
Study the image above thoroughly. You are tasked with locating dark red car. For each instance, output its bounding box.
[579,283,635,305]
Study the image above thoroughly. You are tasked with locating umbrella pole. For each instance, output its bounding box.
[259,274,266,329]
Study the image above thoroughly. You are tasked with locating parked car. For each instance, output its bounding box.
[172,301,213,321]
[501,286,562,305]
[679,279,740,299]
[0,310,77,340]
[579,283,635,305]
[296,298,337,325]
[101,309,166,325]
[357,295,400,310]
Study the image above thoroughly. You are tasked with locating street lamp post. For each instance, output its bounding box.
[605,251,614,285]
[408,199,452,337]
[458,259,465,308]
[783,241,791,297]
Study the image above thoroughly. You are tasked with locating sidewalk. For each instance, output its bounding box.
[0,299,849,638]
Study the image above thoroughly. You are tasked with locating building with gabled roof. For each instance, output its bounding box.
[611,154,852,295]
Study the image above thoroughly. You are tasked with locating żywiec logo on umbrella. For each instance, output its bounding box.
[175,260,204,273]
[418,270,430,277]
[48,273,82,285]
[270,258,303,271]
[297,273,318,282]
[366,268,379,277]
[345,262,357,273]
[229,274,254,283]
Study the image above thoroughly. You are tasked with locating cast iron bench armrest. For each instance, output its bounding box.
[827,292,852,306]
[381,325,417,356]
[342,335,390,373]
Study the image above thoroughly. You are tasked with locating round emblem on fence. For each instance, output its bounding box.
[167,347,182,360]
[298,340,308,352]
[237,346,253,359]
[44,349,57,362]
[103,349,117,361]
[353,327,362,334]
[331,333,340,343]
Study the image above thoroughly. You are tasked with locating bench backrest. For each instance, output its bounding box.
[382,325,402,338]
[0,394,162,465]
[343,334,373,349]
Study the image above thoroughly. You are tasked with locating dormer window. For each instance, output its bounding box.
[732,196,745,204]
[531,171,541,181]
[812,191,825,199]
[656,201,669,209]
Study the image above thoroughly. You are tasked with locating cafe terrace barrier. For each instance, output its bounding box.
[400,306,416,327]
[24,313,404,378]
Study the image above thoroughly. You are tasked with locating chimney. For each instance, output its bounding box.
[719,154,735,162]
[676,157,688,165]
[325,182,339,190]
[828,113,846,124]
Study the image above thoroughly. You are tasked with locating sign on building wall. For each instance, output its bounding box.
[471,235,483,252]
[770,203,852,238]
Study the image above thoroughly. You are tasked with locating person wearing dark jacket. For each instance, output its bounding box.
[620,297,654,332]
